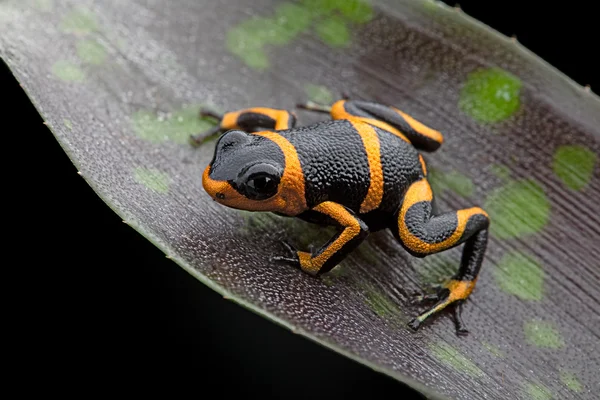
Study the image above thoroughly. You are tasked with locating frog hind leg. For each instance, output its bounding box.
[190,106,297,146]
[332,100,445,152]
[391,178,490,335]
[298,98,443,152]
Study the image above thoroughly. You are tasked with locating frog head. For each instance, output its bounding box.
[203,130,284,211]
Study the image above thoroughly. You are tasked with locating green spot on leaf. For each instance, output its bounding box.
[63,119,73,130]
[51,61,85,82]
[316,16,351,48]
[459,67,522,123]
[131,105,217,144]
[274,3,313,39]
[429,342,484,377]
[428,168,474,198]
[484,179,550,240]
[559,370,583,392]
[489,164,512,181]
[116,38,128,52]
[34,0,53,11]
[358,282,402,319]
[494,251,544,301]
[364,290,397,317]
[304,84,334,105]
[60,9,98,34]
[226,0,372,69]
[481,341,504,358]
[76,39,107,65]
[524,320,564,349]
[552,144,597,191]
[226,3,312,70]
[300,0,337,15]
[301,0,374,23]
[133,167,170,194]
[523,382,553,400]
[335,0,374,24]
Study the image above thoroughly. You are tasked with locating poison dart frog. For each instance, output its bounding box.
[191,98,490,335]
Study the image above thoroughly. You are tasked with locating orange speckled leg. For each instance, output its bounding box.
[275,201,369,276]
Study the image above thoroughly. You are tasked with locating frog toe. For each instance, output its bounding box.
[271,240,301,267]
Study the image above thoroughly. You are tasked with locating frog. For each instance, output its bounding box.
[191,98,490,335]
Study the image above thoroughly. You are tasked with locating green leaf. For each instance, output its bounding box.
[2,0,598,399]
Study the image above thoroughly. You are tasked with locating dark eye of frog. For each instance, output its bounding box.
[234,163,281,200]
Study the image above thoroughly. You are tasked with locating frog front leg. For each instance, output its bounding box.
[393,178,490,335]
[190,107,297,146]
[276,201,369,276]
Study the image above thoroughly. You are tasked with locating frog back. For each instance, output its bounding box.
[278,119,423,216]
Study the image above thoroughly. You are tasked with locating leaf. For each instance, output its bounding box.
[2,0,599,399]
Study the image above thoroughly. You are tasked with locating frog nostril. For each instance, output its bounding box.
[216,192,225,200]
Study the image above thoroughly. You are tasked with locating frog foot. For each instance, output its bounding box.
[408,279,476,336]
[189,108,224,147]
[271,240,300,267]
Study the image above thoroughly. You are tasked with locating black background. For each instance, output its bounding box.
[5,1,596,398]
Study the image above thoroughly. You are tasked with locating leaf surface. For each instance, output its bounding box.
[2,1,599,399]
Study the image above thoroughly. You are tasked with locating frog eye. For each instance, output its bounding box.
[245,175,278,198]
[234,163,281,200]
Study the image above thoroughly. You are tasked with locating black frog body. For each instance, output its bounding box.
[197,99,490,335]
[277,119,422,230]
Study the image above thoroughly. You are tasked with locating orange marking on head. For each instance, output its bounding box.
[202,166,255,209]
[398,179,487,254]
[419,154,427,176]
[202,166,248,206]
[392,107,444,145]
[348,121,384,213]
[298,201,361,274]
[202,131,307,216]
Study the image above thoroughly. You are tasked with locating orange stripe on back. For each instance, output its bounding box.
[349,120,384,213]
[419,154,428,176]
